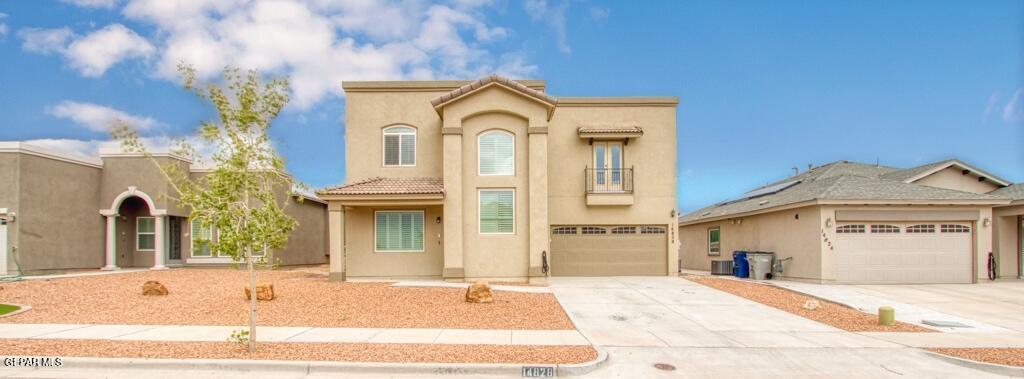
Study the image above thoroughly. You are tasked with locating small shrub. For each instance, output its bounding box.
[228,329,250,346]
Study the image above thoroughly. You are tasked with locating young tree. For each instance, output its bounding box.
[114,64,298,352]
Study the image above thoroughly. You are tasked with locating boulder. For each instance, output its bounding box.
[803,300,821,311]
[244,283,275,301]
[142,281,168,296]
[465,281,493,303]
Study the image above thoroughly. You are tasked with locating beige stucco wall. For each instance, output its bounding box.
[0,154,20,274]
[343,91,446,181]
[993,204,1023,278]
[914,166,1002,194]
[679,205,823,281]
[13,154,104,272]
[344,205,444,278]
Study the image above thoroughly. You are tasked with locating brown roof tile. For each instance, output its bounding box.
[317,177,444,196]
[430,75,557,108]
[577,126,644,135]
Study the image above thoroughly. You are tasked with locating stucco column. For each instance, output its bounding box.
[328,202,346,281]
[102,215,120,270]
[152,215,168,270]
[442,131,464,280]
[527,126,549,283]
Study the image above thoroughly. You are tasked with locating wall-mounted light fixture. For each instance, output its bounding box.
[982,217,991,227]
[825,218,833,228]
[435,216,442,224]
[670,210,677,218]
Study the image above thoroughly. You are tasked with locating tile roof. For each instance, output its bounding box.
[317,177,444,196]
[681,160,1008,223]
[577,126,644,135]
[430,75,557,108]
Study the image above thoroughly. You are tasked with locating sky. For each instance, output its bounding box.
[0,0,1021,212]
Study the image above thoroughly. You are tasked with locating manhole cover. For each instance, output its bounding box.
[653,363,676,371]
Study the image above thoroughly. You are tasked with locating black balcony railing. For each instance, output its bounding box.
[585,167,634,194]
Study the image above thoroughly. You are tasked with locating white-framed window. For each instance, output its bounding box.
[190,219,213,257]
[641,226,666,234]
[479,189,514,234]
[552,226,577,235]
[383,126,416,167]
[136,217,155,251]
[871,224,900,234]
[906,224,935,233]
[581,226,606,235]
[375,211,424,252]
[478,130,514,175]
[708,226,720,256]
[940,224,970,233]
[836,224,865,234]
[611,226,637,235]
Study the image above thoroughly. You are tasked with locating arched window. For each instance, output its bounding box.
[383,126,416,166]
[478,131,514,175]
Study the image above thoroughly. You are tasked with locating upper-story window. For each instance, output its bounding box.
[383,126,416,167]
[478,130,514,175]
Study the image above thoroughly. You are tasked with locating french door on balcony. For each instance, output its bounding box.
[593,141,624,192]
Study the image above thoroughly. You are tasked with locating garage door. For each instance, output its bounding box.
[550,225,667,276]
[835,222,972,284]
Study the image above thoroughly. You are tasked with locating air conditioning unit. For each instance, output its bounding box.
[711,260,733,275]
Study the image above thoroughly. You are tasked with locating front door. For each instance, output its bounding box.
[593,141,623,192]
[168,216,181,261]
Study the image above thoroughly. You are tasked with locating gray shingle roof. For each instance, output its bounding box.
[681,160,1009,223]
[991,183,1024,201]
[317,177,444,196]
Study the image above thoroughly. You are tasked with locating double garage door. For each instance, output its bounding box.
[835,222,973,284]
[550,225,667,276]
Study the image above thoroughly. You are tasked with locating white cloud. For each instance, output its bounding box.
[982,92,999,122]
[1004,89,1024,123]
[47,101,159,132]
[589,6,609,23]
[19,24,153,77]
[121,0,530,109]
[61,0,120,9]
[523,0,571,54]
[19,27,74,54]
[66,24,154,77]
[0,13,8,38]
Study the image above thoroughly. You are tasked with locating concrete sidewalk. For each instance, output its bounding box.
[0,323,589,346]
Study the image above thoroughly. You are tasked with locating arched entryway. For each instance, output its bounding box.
[99,186,168,270]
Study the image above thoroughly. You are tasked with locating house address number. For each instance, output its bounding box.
[522,366,555,377]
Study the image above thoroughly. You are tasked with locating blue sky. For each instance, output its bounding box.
[0,0,1021,212]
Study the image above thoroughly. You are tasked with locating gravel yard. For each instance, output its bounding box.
[929,348,1024,367]
[0,339,597,364]
[684,276,933,333]
[0,267,574,330]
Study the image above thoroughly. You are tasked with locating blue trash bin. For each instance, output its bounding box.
[732,251,749,278]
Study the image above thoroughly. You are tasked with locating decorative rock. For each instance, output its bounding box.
[244,283,275,301]
[465,281,493,303]
[142,281,168,296]
[803,300,820,311]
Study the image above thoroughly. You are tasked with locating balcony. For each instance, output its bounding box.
[585,168,634,206]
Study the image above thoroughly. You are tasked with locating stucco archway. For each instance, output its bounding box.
[99,186,168,271]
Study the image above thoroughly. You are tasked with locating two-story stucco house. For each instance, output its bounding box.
[317,76,679,283]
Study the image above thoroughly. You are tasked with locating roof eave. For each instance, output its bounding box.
[904,160,1012,187]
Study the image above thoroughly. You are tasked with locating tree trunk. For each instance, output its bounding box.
[247,243,257,352]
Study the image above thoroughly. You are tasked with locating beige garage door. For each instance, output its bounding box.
[550,225,667,276]
[835,222,972,284]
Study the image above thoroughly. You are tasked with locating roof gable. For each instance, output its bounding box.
[892,159,1011,187]
[429,75,557,119]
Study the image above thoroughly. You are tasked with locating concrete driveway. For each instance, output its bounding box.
[550,276,1008,378]
[852,282,1024,333]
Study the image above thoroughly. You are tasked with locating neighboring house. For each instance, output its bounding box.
[0,142,328,275]
[679,159,1022,284]
[317,75,679,282]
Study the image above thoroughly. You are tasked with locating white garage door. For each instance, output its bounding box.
[835,222,972,284]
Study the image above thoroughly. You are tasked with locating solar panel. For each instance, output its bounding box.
[744,180,801,198]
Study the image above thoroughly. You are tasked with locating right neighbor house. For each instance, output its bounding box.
[679,159,1023,284]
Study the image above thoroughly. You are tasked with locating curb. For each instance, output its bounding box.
[6,348,608,377]
[0,303,32,319]
[924,350,1024,377]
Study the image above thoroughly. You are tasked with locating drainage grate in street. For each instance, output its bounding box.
[653,363,676,371]
[921,320,972,328]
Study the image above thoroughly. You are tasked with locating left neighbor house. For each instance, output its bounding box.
[0,142,328,276]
